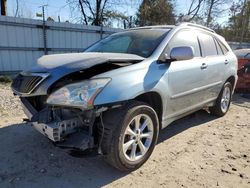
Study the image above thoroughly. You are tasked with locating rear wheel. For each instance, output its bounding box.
[209,82,232,117]
[99,101,159,171]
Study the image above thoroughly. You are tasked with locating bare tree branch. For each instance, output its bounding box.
[15,0,19,17]
[82,0,95,17]
[187,0,205,21]
[67,0,140,26]
[78,0,88,25]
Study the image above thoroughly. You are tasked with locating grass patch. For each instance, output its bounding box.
[0,76,12,83]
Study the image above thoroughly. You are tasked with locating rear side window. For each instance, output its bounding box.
[198,33,217,57]
[214,38,223,55]
[217,39,229,54]
[165,30,201,57]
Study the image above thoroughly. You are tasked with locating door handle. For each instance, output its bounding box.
[201,63,208,69]
[224,60,229,64]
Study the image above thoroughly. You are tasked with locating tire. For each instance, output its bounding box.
[99,101,159,171]
[209,82,232,117]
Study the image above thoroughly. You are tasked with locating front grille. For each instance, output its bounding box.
[12,73,46,94]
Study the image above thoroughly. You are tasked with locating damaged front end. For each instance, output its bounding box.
[17,89,106,151]
[28,102,98,150]
[11,52,143,152]
[13,76,112,151]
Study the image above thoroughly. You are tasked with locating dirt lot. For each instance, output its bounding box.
[0,83,250,188]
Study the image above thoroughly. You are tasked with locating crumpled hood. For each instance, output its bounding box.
[30,52,144,73]
[19,52,144,96]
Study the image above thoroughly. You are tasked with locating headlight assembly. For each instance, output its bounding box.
[46,78,111,109]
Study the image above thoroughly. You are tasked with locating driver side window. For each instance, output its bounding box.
[165,30,201,57]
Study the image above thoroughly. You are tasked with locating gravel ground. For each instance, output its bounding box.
[0,83,250,188]
[0,83,24,125]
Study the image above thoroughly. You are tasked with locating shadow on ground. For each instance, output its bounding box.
[232,93,250,108]
[0,110,217,188]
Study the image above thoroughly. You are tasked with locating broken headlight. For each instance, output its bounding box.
[46,78,111,109]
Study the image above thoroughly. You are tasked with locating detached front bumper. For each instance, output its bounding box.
[32,118,82,142]
[20,97,96,150]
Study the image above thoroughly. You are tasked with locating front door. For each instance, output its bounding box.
[163,29,208,118]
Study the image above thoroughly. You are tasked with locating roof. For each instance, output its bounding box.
[127,22,215,33]
[126,25,175,31]
[178,22,215,33]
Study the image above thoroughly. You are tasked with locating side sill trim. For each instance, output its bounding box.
[170,81,222,99]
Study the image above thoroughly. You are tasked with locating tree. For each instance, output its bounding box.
[67,0,132,26]
[79,0,108,25]
[238,0,250,44]
[136,0,175,26]
[11,0,33,18]
[215,0,250,43]
[229,2,242,38]
[14,0,19,17]
[1,0,7,15]
[186,0,205,21]
[104,10,132,28]
[47,16,55,22]
[204,0,230,26]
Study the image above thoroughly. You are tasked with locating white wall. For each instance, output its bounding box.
[0,16,121,73]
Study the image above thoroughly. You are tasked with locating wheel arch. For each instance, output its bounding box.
[134,91,163,128]
[225,75,236,89]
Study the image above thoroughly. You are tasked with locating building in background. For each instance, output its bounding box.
[228,42,250,50]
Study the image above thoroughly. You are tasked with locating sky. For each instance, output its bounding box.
[6,0,234,27]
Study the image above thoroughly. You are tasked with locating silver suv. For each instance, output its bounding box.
[12,23,238,171]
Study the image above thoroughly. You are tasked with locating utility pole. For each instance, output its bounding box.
[1,0,7,16]
[39,4,48,55]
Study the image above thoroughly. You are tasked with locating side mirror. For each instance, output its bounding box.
[169,46,194,61]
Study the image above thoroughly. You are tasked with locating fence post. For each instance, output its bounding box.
[100,24,103,39]
[42,6,47,55]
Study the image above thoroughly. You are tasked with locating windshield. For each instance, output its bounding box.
[85,29,170,58]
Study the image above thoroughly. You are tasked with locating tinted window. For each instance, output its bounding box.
[217,39,229,54]
[166,30,201,57]
[92,36,132,54]
[198,33,217,56]
[214,38,223,55]
[85,29,170,58]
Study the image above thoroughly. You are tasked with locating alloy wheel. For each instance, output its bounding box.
[220,86,231,113]
[122,114,154,162]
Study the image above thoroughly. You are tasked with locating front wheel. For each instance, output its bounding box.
[209,82,232,117]
[99,101,159,171]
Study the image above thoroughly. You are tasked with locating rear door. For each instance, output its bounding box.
[197,32,227,100]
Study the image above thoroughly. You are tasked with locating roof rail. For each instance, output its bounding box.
[126,25,175,31]
[179,22,215,33]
